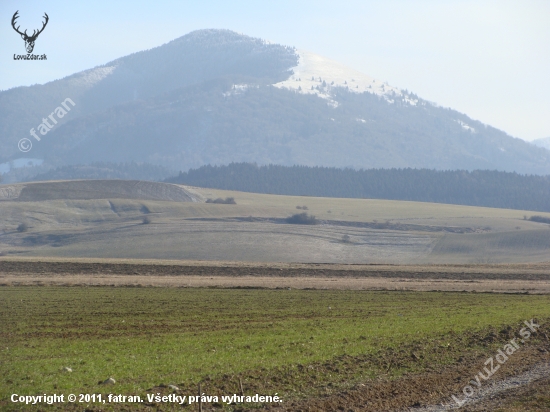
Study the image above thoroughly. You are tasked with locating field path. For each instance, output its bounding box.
[272,342,549,412]
[2,274,550,294]
[2,259,550,293]
[404,361,550,411]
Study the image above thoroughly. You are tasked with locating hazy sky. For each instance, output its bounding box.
[1,0,548,141]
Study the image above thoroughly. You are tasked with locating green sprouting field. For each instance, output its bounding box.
[1,287,549,410]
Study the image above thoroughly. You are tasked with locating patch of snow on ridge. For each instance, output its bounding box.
[402,97,418,106]
[66,66,117,90]
[274,50,406,104]
[222,83,259,97]
[456,119,476,133]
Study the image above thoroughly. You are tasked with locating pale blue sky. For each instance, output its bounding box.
[1,0,549,141]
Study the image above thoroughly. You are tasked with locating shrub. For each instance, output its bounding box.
[17,223,29,232]
[286,212,318,225]
[529,215,550,224]
[206,197,236,204]
[342,234,351,243]
[142,216,152,225]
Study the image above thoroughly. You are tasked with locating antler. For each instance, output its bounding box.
[11,11,49,40]
[32,13,49,39]
[11,11,26,37]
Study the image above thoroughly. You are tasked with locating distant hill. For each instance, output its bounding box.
[0,180,204,202]
[29,162,174,182]
[167,163,550,212]
[1,29,549,180]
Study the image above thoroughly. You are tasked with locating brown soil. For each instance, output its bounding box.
[141,325,550,412]
[472,375,550,411]
[2,260,550,293]
[2,275,550,294]
[2,259,550,278]
[261,338,550,412]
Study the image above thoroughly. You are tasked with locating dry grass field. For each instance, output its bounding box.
[1,180,549,263]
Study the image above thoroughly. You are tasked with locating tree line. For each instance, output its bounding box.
[166,163,550,212]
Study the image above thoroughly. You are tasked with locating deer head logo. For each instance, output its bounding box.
[11,11,49,54]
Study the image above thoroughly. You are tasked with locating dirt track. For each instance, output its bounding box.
[267,342,550,412]
[407,362,550,411]
[3,274,550,294]
[1,260,550,293]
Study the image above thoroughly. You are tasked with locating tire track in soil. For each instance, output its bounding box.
[262,341,550,412]
[405,362,550,411]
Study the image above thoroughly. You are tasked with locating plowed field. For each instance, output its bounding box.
[1,277,549,411]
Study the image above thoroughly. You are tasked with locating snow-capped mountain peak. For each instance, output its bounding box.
[274,50,412,105]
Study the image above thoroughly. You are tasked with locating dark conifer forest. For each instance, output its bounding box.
[167,163,550,212]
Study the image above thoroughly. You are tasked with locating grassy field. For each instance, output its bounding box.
[192,186,546,224]
[1,182,550,263]
[1,286,549,410]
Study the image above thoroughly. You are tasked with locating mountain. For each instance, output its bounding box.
[532,137,550,150]
[0,29,297,162]
[1,29,549,182]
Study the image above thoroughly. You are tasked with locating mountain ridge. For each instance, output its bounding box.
[532,137,550,150]
[0,29,298,161]
[1,29,549,181]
